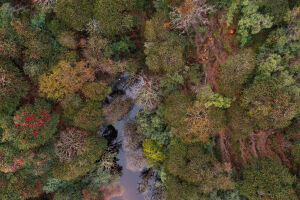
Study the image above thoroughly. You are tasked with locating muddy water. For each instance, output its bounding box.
[109,104,147,200]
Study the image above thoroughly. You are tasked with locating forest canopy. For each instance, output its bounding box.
[0,0,299,200]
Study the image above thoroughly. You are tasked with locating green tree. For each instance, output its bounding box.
[81,81,111,102]
[0,3,20,59]
[145,34,185,74]
[161,91,193,128]
[0,59,29,115]
[217,49,255,98]
[204,93,233,109]
[165,139,234,193]
[136,110,169,145]
[226,0,274,46]
[54,0,95,30]
[144,12,185,74]
[165,174,206,200]
[23,60,47,81]
[61,93,84,124]
[241,74,299,129]
[73,100,103,132]
[52,134,107,180]
[237,158,297,200]
[93,0,136,38]
[226,103,254,140]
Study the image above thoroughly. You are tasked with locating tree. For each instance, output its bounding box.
[145,34,185,74]
[165,174,206,200]
[0,59,29,115]
[2,99,59,150]
[144,12,186,74]
[81,33,109,69]
[0,3,21,59]
[0,171,44,200]
[23,60,47,81]
[52,134,107,180]
[170,0,214,33]
[237,158,297,200]
[0,143,32,173]
[55,127,90,163]
[136,110,169,145]
[144,12,170,42]
[171,104,212,143]
[209,190,241,200]
[217,49,255,98]
[73,100,103,132]
[81,81,112,102]
[241,74,299,129]
[57,31,77,49]
[39,61,95,100]
[161,91,193,128]
[165,139,234,192]
[226,0,274,46]
[226,103,254,140]
[142,139,166,165]
[132,73,162,110]
[54,0,95,30]
[61,93,84,124]
[204,93,233,109]
[93,0,136,38]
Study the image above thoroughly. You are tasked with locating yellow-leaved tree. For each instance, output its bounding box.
[39,61,95,100]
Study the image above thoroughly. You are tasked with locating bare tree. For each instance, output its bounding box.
[170,0,214,33]
[128,73,161,110]
[32,0,57,8]
[55,127,90,162]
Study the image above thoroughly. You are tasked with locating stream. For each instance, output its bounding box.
[110,104,146,200]
[98,73,150,200]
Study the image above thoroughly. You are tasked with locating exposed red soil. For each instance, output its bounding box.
[219,128,232,167]
[194,12,239,91]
